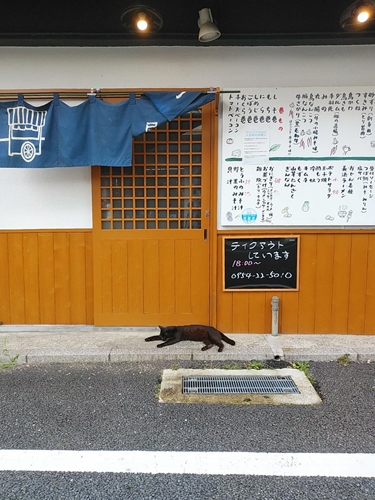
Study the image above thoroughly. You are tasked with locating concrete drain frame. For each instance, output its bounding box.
[159,368,322,405]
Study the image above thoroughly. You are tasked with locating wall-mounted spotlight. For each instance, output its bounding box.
[121,5,163,34]
[340,0,375,30]
[198,8,221,42]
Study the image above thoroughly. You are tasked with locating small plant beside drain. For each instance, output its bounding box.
[221,361,268,371]
[244,361,268,370]
[337,354,351,366]
[0,339,19,369]
[290,361,316,385]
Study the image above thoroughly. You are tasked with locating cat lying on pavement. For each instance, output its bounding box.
[145,324,235,352]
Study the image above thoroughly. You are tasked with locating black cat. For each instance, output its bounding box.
[145,324,235,352]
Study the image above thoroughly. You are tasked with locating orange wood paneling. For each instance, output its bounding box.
[232,292,249,332]
[314,234,335,334]
[69,232,91,323]
[191,239,210,319]
[112,240,129,315]
[247,293,268,333]
[331,234,351,333]
[143,239,161,314]
[38,233,56,323]
[23,233,40,324]
[84,232,94,322]
[216,240,233,331]
[364,235,375,334]
[297,234,318,332]
[279,290,299,333]
[54,233,71,323]
[94,233,210,326]
[0,234,11,324]
[8,233,25,323]
[174,239,192,315]
[127,239,144,316]
[216,231,375,334]
[348,234,369,334]
[159,239,176,316]
[0,231,93,325]
[100,239,114,316]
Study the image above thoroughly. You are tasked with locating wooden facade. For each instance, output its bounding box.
[1,97,374,334]
[216,231,375,334]
[0,231,93,325]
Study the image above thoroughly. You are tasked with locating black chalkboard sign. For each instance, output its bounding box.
[224,237,299,290]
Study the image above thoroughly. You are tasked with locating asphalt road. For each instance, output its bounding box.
[0,359,375,499]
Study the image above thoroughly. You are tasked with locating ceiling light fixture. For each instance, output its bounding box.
[136,12,148,31]
[340,0,375,31]
[198,8,221,42]
[121,5,163,34]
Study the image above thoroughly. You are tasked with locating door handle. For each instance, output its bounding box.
[204,229,207,240]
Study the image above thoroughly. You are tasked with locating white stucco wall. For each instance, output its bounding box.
[0,167,91,229]
[1,45,375,229]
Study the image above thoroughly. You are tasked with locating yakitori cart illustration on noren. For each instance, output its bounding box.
[0,106,47,162]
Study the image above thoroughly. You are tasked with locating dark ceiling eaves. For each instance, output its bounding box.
[0,31,374,48]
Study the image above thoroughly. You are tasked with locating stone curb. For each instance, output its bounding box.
[1,329,375,365]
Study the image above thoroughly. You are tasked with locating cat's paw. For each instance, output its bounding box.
[145,336,160,342]
[201,345,213,351]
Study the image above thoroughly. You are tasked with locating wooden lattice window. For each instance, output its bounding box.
[100,110,203,230]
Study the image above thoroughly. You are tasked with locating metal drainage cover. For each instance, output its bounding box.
[182,375,299,395]
[159,369,322,405]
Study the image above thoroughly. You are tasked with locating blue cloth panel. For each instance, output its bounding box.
[0,91,215,168]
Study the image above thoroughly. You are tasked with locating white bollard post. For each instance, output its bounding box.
[271,296,279,336]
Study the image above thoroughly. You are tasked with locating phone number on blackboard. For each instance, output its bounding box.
[231,271,294,280]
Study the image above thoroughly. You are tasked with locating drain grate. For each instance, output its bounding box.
[182,375,300,395]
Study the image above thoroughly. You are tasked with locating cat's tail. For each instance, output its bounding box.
[220,333,236,346]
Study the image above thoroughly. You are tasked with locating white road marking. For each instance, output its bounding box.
[0,451,374,477]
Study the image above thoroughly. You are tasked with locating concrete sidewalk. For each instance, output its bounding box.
[0,325,375,365]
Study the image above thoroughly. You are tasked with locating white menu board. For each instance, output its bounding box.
[221,87,375,226]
